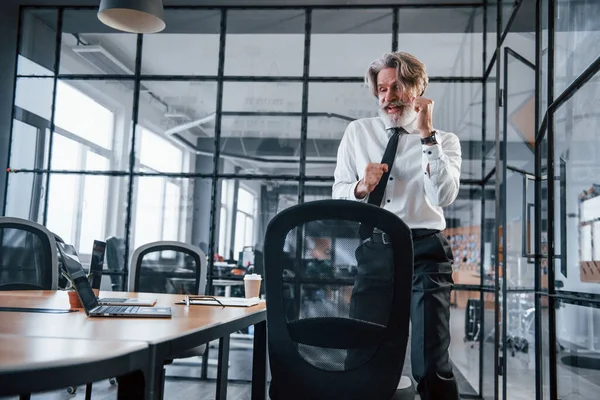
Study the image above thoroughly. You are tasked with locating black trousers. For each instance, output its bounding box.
[348,230,460,400]
[410,231,460,400]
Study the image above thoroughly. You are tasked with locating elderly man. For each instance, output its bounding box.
[333,51,462,400]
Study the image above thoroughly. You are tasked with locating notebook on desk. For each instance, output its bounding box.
[177,295,261,307]
[58,242,171,318]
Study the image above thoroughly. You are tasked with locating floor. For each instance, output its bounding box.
[3,307,599,399]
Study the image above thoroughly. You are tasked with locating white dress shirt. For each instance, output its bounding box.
[332,116,462,231]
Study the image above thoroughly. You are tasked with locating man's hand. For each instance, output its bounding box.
[414,97,434,137]
[354,163,388,199]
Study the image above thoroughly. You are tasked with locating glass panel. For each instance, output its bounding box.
[141,9,220,76]
[225,10,305,77]
[429,82,484,179]
[556,303,600,399]
[540,0,550,115]
[223,82,303,113]
[53,79,132,171]
[504,169,535,290]
[504,292,536,399]
[137,126,186,174]
[306,82,481,179]
[17,8,58,76]
[482,180,497,399]
[79,163,110,253]
[553,75,600,294]
[3,172,46,223]
[484,77,497,179]
[504,54,535,172]
[213,178,298,280]
[46,174,126,254]
[444,185,482,396]
[428,82,481,153]
[137,80,217,171]
[500,0,522,37]
[8,119,47,171]
[485,1,498,70]
[55,80,115,150]
[554,0,600,95]
[220,82,302,175]
[60,9,137,75]
[131,177,207,255]
[540,295,551,398]
[397,7,483,77]
[310,9,393,77]
[14,77,54,123]
[307,82,376,177]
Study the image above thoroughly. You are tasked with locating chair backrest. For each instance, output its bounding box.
[105,236,125,291]
[0,217,58,290]
[264,199,414,400]
[129,241,207,295]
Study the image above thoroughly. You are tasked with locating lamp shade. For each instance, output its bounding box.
[98,0,166,33]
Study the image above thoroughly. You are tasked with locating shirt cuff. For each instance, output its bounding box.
[352,180,369,202]
[421,143,442,159]
[422,143,442,182]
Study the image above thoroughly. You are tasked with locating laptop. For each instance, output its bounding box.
[57,242,171,318]
[88,240,157,307]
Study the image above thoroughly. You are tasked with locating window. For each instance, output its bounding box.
[233,187,256,258]
[218,181,231,258]
[133,127,187,252]
[45,81,113,254]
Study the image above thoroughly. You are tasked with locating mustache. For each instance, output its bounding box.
[380,100,413,110]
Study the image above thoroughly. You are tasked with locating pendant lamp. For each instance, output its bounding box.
[98,0,166,33]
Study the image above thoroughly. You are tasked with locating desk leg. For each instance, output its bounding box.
[117,370,146,399]
[215,335,231,400]
[251,320,267,400]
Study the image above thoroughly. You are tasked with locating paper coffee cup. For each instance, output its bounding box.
[244,273,262,298]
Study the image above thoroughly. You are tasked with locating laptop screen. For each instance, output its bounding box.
[57,242,99,313]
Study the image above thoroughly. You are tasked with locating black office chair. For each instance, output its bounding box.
[129,241,208,395]
[264,199,415,400]
[0,217,58,291]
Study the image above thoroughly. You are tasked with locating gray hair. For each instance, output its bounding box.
[365,52,428,98]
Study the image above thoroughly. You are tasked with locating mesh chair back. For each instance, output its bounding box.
[264,200,413,400]
[129,241,206,295]
[0,217,58,290]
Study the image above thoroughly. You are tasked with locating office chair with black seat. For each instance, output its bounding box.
[129,241,208,393]
[264,199,415,400]
[0,217,58,291]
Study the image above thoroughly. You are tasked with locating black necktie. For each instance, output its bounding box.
[367,127,403,207]
[359,127,404,240]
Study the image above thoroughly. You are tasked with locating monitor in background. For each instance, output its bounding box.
[89,240,106,290]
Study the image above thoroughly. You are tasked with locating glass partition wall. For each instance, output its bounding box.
[4,1,600,398]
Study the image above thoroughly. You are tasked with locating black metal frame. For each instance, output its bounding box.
[4,3,487,397]
[7,0,600,398]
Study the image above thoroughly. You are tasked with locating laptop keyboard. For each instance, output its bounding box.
[97,305,140,314]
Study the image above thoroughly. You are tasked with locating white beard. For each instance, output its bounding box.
[378,107,417,129]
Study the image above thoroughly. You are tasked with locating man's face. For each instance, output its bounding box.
[376,67,418,127]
